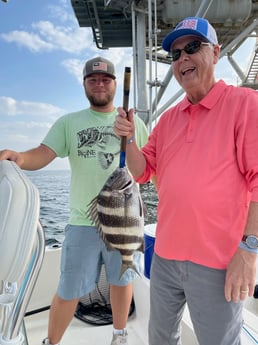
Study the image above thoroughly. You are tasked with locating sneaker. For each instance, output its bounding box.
[111,330,128,345]
[42,338,60,345]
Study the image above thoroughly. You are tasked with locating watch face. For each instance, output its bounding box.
[246,235,258,249]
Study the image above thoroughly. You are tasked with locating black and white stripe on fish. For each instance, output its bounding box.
[87,167,146,279]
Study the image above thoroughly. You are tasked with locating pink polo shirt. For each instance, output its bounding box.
[136,80,258,269]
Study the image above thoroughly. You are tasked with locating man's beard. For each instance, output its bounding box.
[86,92,114,107]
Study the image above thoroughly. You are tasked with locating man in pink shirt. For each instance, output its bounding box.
[114,17,258,345]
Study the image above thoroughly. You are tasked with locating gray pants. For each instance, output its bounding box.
[149,254,243,345]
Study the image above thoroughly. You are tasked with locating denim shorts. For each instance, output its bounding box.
[57,224,141,300]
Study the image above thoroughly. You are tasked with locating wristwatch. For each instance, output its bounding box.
[241,235,258,249]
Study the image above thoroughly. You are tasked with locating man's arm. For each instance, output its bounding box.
[114,107,146,177]
[0,144,57,170]
[225,201,258,302]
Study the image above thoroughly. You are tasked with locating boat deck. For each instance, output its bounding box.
[24,275,150,345]
[24,276,258,345]
[23,249,258,345]
[25,310,146,345]
[23,247,200,345]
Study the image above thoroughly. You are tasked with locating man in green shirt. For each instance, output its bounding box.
[0,56,148,345]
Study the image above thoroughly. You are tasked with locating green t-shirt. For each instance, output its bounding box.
[42,108,148,225]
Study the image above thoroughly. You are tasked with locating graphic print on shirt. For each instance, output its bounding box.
[77,126,120,169]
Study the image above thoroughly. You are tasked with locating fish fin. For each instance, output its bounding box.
[138,196,148,218]
[119,263,141,280]
[86,196,99,225]
[87,196,114,249]
[138,242,144,253]
[143,203,148,218]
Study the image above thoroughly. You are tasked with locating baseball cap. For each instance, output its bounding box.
[83,56,116,79]
[162,17,218,52]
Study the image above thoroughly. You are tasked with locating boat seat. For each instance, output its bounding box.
[0,160,40,284]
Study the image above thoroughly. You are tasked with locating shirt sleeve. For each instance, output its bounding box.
[235,90,258,201]
[41,115,69,158]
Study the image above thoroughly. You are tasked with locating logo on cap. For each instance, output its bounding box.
[93,62,108,72]
[177,18,198,30]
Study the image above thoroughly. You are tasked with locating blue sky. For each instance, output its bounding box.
[0,0,256,170]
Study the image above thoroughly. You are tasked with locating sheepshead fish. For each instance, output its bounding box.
[87,166,145,278]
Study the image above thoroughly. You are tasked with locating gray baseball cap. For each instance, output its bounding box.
[83,56,116,79]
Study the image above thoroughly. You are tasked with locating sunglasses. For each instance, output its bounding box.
[170,40,211,62]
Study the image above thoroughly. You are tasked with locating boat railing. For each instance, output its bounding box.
[0,161,45,345]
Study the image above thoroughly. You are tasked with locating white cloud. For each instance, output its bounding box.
[0,0,91,54]
[62,58,84,83]
[1,30,53,53]
[32,21,92,53]
[1,22,92,54]
[1,0,93,55]
[47,0,74,23]
[0,96,65,119]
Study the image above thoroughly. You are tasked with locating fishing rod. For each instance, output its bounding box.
[119,66,131,168]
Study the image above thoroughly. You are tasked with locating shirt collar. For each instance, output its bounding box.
[180,80,227,111]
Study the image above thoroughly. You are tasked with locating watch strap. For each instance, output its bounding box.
[239,241,258,254]
[241,234,258,247]
[126,135,135,145]
[242,235,249,242]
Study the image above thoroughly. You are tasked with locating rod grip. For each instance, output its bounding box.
[119,67,131,168]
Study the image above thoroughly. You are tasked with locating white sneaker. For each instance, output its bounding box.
[111,330,128,345]
[42,338,59,345]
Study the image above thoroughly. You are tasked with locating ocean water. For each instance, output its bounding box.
[24,170,158,244]
[25,170,70,244]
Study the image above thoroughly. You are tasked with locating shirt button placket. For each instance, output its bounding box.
[186,112,196,143]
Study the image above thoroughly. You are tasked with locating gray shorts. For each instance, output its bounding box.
[57,225,141,300]
[149,254,243,345]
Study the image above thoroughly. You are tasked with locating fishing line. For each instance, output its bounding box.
[119,66,131,168]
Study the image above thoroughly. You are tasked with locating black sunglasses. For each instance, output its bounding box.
[170,40,211,62]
